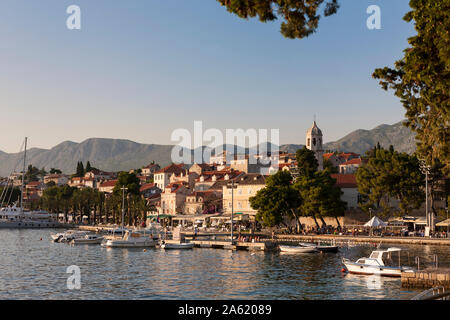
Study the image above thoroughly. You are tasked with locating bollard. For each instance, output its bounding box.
[433,254,438,269]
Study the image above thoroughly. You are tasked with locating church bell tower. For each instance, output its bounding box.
[306,121,324,170]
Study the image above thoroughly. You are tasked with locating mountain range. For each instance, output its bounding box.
[0,121,416,177]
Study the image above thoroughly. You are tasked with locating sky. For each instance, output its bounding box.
[0,0,416,153]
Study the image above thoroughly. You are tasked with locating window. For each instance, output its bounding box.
[313,138,316,146]
[307,138,310,146]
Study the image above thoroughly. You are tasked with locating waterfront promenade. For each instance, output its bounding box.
[78,225,450,247]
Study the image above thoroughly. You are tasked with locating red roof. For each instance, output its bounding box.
[337,152,360,161]
[323,153,335,160]
[27,181,42,186]
[155,163,186,175]
[341,158,363,166]
[140,183,156,192]
[331,174,357,188]
[99,180,118,188]
[164,182,188,193]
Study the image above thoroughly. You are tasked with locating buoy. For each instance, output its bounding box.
[341,268,346,273]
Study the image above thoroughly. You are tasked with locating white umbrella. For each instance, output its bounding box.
[364,216,387,228]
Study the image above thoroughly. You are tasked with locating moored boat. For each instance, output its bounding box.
[342,247,414,277]
[299,241,339,253]
[279,245,318,253]
[160,241,194,250]
[101,230,156,248]
[71,234,104,244]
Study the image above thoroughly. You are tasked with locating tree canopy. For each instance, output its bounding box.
[372,0,449,174]
[217,0,339,39]
[113,172,141,195]
[296,146,318,177]
[250,170,301,229]
[356,146,425,217]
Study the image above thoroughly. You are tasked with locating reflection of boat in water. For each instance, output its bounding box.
[102,230,156,248]
[279,245,318,253]
[71,234,104,244]
[342,247,414,277]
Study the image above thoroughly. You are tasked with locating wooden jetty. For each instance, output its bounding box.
[402,268,450,289]
[190,240,277,251]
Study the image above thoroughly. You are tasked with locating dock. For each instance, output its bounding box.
[77,225,450,247]
[274,234,450,246]
[189,239,277,251]
[402,268,450,289]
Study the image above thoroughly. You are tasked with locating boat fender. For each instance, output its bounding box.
[341,268,347,273]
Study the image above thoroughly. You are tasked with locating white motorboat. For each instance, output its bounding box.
[51,230,89,243]
[279,245,318,253]
[71,234,104,244]
[342,247,415,277]
[101,230,156,248]
[160,241,194,250]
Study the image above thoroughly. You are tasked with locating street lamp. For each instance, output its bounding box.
[226,180,239,244]
[419,159,432,235]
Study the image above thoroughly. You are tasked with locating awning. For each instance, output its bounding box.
[413,217,427,225]
[436,219,450,227]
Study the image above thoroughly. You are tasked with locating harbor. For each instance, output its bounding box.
[1,228,449,300]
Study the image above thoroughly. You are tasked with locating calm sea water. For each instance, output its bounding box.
[0,229,449,300]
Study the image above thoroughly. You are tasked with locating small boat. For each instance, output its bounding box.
[51,230,89,243]
[71,234,104,244]
[101,230,156,248]
[279,245,318,253]
[160,241,194,250]
[51,232,64,242]
[299,241,339,253]
[316,245,339,253]
[342,247,414,277]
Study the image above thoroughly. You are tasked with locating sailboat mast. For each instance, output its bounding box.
[20,137,27,212]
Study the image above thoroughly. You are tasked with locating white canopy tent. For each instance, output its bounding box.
[364,216,387,228]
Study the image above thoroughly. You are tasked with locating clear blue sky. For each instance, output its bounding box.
[0,0,415,153]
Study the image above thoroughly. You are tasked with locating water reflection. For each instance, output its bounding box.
[0,229,448,299]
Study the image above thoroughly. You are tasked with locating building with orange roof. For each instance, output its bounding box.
[158,182,190,215]
[184,190,222,215]
[339,158,366,174]
[154,163,187,190]
[139,183,161,198]
[194,169,244,191]
[98,179,118,193]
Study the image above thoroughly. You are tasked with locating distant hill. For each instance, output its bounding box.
[322,121,416,155]
[0,122,416,177]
